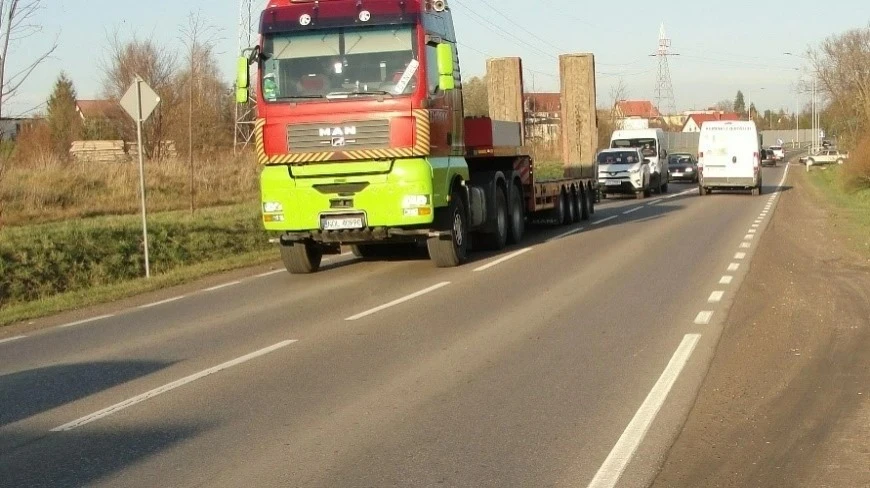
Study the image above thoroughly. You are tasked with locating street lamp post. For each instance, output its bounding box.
[785,52,817,151]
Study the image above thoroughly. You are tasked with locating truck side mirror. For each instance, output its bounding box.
[436,43,455,91]
[236,55,250,104]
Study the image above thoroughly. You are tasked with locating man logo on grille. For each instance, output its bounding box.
[319,126,357,137]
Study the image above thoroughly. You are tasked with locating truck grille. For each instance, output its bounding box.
[287,120,390,152]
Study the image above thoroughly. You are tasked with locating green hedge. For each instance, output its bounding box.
[0,204,272,308]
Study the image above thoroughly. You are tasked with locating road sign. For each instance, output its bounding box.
[120,78,161,122]
[121,76,162,279]
[777,138,783,146]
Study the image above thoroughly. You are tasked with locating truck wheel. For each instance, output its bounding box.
[661,182,669,194]
[476,186,508,250]
[642,185,652,198]
[588,184,596,215]
[280,242,322,274]
[428,189,469,268]
[506,184,525,245]
[567,189,579,224]
[580,188,590,221]
[699,186,708,196]
[550,191,567,224]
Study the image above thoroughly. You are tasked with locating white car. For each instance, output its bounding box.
[805,149,849,166]
[597,148,652,199]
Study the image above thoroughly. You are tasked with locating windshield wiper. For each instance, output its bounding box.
[327,90,394,98]
[270,95,326,101]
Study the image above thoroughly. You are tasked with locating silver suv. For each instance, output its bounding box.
[597,148,652,200]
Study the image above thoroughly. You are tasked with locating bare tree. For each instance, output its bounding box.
[179,10,223,213]
[809,24,870,146]
[0,0,57,119]
[462,76,489,117]
[597,78,628,150]
[101,30,179,159]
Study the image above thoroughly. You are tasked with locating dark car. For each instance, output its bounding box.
[761,149,776,167]
[667,153,698,182]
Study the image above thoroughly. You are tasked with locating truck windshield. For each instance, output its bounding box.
[597,151,640,164]
[260,25,418,101]
[612,138,657,157]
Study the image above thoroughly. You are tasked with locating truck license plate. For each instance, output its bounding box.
[606,180,622,186]
[321,215,365,230]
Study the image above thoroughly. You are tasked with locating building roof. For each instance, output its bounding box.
[524,93,561,114]
[683,112,741,130]
[616,100,661,118]
[76,100,125,120]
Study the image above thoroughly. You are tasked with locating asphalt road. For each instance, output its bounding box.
[0,163,790,487]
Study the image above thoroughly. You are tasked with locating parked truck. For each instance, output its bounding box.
[237,0,597,274]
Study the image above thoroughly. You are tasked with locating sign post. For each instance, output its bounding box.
[120,76,161,278]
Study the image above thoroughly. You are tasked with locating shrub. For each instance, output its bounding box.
[844,134,870,190]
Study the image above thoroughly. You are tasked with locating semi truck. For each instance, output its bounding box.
[237,0,597,274]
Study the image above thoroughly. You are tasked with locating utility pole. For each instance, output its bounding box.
[651,23,678,119]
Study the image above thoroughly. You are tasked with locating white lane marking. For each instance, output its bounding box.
[345,282,451,321]
[720,275,734,285]
[646,199,663,206]
[254,269,284,278]
[586,334,701,488]
[751,224,760,228]
[727,263,740,272]
[59,314,115,329]
[740,242,752,249]
[694,311,714,325]
[137,296,186,309]
[663,189,695,200]
[735,252,747,260]
[744,234,755,240]
[708,291,724,303]
[593,216,618,226]
[203,280,242,292]
[474,248,533,272]
[623,207,643,215]
[549,227,584,242]
[0,335,26,345]
[51,340,298,432]
[748,229,757,234]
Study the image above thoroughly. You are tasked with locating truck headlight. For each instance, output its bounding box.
[629,167,640,174]
[402,195,429,208]
[263,201,283,213]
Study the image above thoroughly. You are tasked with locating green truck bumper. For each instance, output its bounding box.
[260,158,436,239]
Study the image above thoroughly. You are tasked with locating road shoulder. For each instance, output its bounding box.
[652,166,870,487]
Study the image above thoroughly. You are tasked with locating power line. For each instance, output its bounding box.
[472,0,567,54]
[450,1,558,60]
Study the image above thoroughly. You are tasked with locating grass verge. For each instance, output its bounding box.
[805,166,870,258]
[0,249,277,327]
[0,203,278,326]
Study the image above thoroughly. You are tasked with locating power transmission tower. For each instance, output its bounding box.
[234,0,258,153]
[651,23,678,118]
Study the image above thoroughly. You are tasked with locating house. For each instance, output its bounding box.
[613,100,662,130]
[0,117,36,141]
[76,100,126,140]
[524,92,561,143]
[681,112,741,133]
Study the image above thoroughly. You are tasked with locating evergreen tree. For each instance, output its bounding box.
[733,90,746,115]
[46,72,82,157]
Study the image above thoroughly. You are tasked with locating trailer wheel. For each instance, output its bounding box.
[428,189,469,268]
[588,183,596,215]
[566,188,579,224]
[506,184,525,244]
[549,190,567,225]
[476,186,508,251]
[280,242,323,274]
[580,187,590,221]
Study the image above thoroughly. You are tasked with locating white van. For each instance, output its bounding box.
[610,128,670,194]
[697,121,763,196]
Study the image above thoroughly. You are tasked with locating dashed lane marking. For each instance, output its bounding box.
[345,282,452,321]
[474,248,534,272]
[694,311,714,325]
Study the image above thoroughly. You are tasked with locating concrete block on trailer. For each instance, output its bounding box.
[486,57,525,141]
[560,53,598,178]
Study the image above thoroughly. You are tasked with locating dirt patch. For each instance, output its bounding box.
[652,167,870,487]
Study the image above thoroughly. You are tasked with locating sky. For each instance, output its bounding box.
[5,0,868,117]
